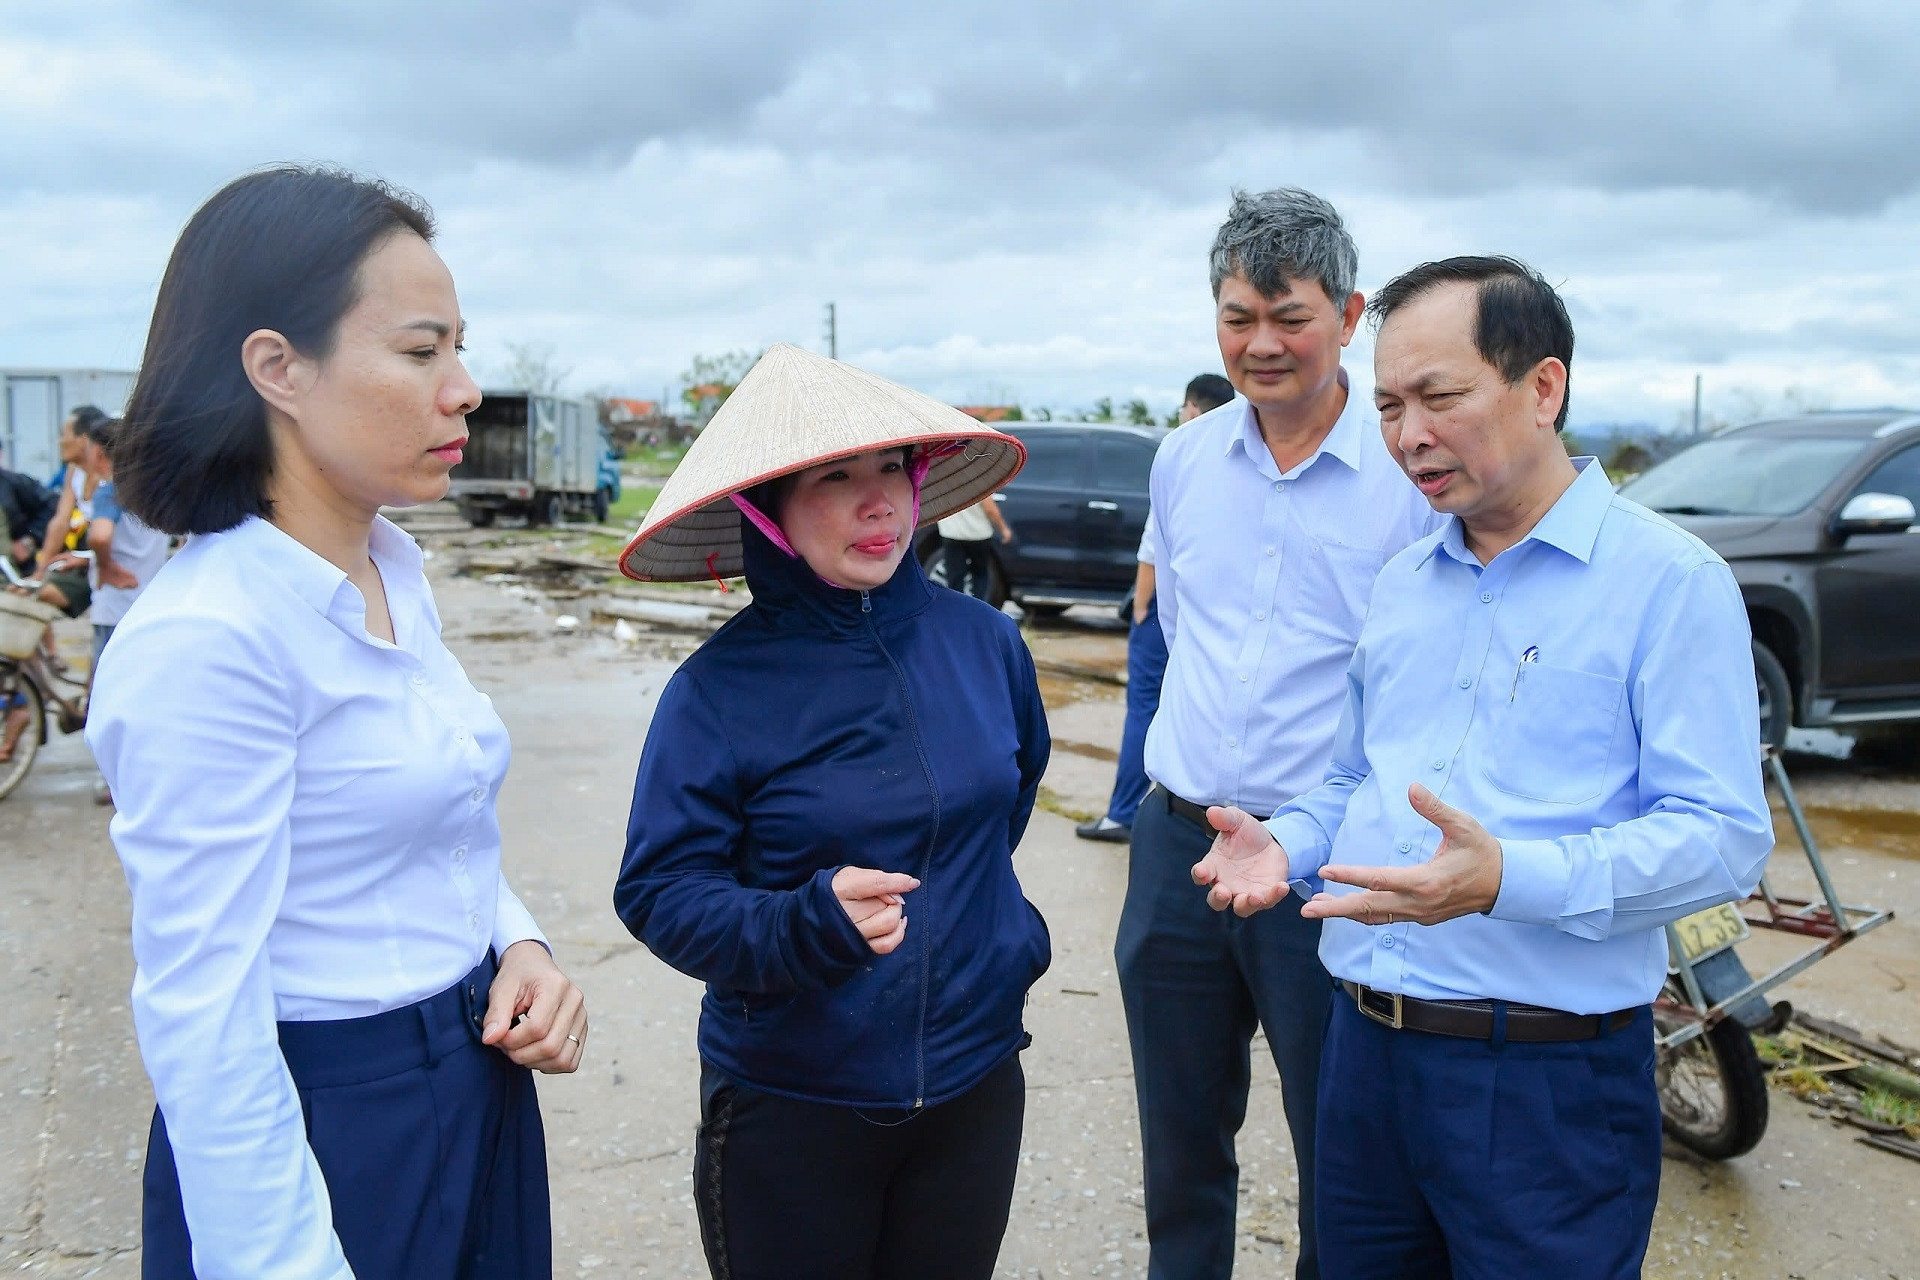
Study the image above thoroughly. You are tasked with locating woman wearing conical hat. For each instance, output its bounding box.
[614,344,1052,1280]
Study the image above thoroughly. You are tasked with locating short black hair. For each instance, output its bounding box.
[74,414,120,456]
[1366,255,1575,431]
[1183,374,1235,415]
[66,405,109,435]
[115,165,435,535]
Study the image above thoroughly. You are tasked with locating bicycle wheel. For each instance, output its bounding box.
[1653,985,1770,1159]
[0,669,44,802]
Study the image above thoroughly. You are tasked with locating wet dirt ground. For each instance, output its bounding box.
[3,557,1917,1278]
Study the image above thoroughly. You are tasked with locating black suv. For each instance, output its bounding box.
[1620,410,1920,746]
[916,422,1168,612]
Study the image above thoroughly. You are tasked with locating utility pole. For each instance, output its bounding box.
[824,302,837,360]
[1692,373,1703,437]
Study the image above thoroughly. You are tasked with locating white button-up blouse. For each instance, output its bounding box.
[87,514,546,1279]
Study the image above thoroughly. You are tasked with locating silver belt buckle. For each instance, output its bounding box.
[1356,985,1404,1030]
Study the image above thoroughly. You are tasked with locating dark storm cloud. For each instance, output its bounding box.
[12,1,1919,212]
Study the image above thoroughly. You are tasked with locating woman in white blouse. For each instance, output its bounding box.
[87,166,586,1279]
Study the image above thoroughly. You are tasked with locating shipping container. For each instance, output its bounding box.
[1,369,137,482]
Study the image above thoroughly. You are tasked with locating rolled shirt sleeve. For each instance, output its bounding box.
[89,613,351,1280]
[1490,561,1773,938]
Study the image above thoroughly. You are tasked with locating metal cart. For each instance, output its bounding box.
[1654,745,1896,1158]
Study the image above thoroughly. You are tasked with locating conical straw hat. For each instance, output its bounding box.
[620,343,1026,582]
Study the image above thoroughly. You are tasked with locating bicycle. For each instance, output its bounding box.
[0,562,91,801]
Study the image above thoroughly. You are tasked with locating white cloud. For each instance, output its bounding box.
[4,0,1920,426]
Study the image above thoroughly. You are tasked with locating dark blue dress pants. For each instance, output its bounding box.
[141,956,551,1279]
[1116,787,1330,1279]
[1105,595,1167,828]
[1316,996,1662,1279]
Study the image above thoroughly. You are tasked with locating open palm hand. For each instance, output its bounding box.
[1190,806,1292,917]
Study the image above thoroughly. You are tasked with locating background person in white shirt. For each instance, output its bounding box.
[1115,189,1441,1280]
[45,414,168,804]
[935,496,1014,600]
[1077,372,1235,844]
[87,166,587,1280]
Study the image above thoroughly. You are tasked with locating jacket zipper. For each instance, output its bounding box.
[863,590,938,1109]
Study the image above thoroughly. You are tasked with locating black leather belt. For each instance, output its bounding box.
[1341,980,1639,1043]
[1155,785,1268,830]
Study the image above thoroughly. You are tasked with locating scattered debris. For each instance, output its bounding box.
[554,615,580,631]
[591,597,720,634]
[1760,1013,1920,1162]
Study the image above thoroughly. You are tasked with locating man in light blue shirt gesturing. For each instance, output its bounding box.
[1194,256,1773,1278]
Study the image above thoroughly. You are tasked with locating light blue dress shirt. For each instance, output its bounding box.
[1144,372,1443,813]
[1265,459,1774,1014]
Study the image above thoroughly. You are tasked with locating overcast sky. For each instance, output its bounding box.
[5,0,1919,428]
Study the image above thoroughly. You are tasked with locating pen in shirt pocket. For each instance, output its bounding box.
[1508,646,1540,702]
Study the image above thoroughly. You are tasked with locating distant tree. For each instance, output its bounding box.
[1603,441,1655,482]
[1031,406,1053,422]
[1125,399,1153,426]
[1002,406,1025,421]
[501,340,570,394]
[1090,397,1114,422]
[679,349,763,425]
[1163,409,1182,427]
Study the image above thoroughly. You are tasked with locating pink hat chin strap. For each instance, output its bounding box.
[731,440,971,570]
[729,492,797,558]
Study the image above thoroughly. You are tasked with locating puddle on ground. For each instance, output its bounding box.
[1782,804,1920,862]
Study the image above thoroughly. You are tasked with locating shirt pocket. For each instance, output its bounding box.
[1291,538,1389,642]
[1482,662,1625,805]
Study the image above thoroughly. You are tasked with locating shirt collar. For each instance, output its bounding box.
[229,513,423,630]
[1224,367,1367,479]
[1423,456,1611,569]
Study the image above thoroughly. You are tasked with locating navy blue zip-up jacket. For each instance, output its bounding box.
[614,522,1052,1108]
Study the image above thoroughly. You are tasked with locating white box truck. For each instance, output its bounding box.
[449,390,615,527]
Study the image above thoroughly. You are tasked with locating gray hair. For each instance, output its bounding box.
[1208,187,1358,304]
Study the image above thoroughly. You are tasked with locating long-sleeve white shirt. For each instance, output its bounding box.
[86,515,546,1280]
[1144,372,1443,814]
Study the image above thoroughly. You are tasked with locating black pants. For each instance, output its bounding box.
[694,1053,1025,1280]
[942,539,993,600]
[1115,787,1331,1280]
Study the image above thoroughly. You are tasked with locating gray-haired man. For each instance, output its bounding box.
[1115,190,1440,1278]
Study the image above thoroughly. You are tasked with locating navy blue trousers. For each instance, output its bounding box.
[1316,996,1661,1279]
[1105,596,1167,827]
[142,957,551,1280]
[1116,788,1330,1279]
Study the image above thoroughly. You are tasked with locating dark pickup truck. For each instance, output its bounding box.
[915,421,1167,613]
[1620,410,1920,746]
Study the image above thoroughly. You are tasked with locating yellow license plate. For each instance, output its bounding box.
[1672,903,1751,964]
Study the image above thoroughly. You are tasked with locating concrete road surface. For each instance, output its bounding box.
[3,575,1917,1279]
